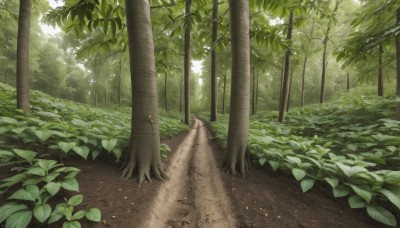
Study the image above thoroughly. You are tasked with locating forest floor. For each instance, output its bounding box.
[59,119,383,228]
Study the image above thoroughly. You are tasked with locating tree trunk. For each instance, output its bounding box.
[378,43,384,96]
[94,89,97,106]
[164,74,169,113]
[396,8,400,120]
[104,87,107,106]
[251,65,256,115]
[278,9,294,122]
[184,0,192,125]
[121,0,165,185]
[16,0,32,113]
[180,75,182,113]
[301,55,307,107]
[222,69,227,114]
[346,71,350,91]
[286,64,294,112]
[118,55,122,107]
[224,0,250,176]
[320,0,340,104]
[255,69,259,114]
[210,0,218,122]
[279,56,285,111]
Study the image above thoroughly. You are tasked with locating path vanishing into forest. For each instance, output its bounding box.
[139,119,237,227]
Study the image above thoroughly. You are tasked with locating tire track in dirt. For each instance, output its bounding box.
[139,119,236,228]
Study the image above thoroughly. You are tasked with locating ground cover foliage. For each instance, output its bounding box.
[212,94,400,226]
[0,82,188,227]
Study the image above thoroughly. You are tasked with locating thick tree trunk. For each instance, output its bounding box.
[378,44,384,96]
[346,71,350,91]
[301,55,307,107]
[222,70,227,114]
[287,64,294,112]
[118,55,122,106]
[320,0,340,104]
[16,0,32,113]
[184,0,192,125]
[164,74,169,113]
[278,9,294,122]
[210,0,218,122]
[396,9,400,120]
[224,0,250,176]
[121,0,165,185]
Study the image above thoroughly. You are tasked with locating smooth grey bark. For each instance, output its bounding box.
[16,0,32,113]
[251,65,256,115]
[222,69,227,114]
[278,9,294,122]
[121,0,165,185]
[320,0,340,104]
[184,0,191,125]
[164,74,169,113]
[301,56,307,107]
[378,44,384,96]
[396,9,400,120]
[286,64,294,112]
[224,0,250,176]
[210,0,218,122]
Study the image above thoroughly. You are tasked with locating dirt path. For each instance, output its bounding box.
[140,119,236,227]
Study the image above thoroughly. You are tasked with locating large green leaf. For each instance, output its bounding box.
[349,184,372,203]
[61,178,79,192]
[68,195,83,206]
[0,203,28,224]
[85,208,101,222]
[33,204,52,223]
[62,221,81,228]
[348,195,366,208]
[268,161,280,171]
[292,168,306,181]
[336,162,368,178]
[378,188,400,211]
[300,178,315,193]
[366,205,397,227]
[8,185,40,202]
[5,211,32,228]
[12,149,37,165]
[101,139,117,152]
[46,182,62,196]
[48,210,63,224]
[72,146,90,159]
[324,177,339,188]
[33,130,51,142]
[58,142,77,153]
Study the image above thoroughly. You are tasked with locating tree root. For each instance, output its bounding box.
[121,161,167,187]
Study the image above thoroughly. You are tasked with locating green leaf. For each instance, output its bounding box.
[324,177,339,188]
[101,139,117,152]
[259,157,266,166]
[378,188,400,211]
[286,156,302,165]
[0,203,28,224]
[13,149,37,164]
[91,150,100,160]
[268,161,279,171]
[366,205,397,227]
[59,142,77,154]
[36,159,58,171]
[336,162,368,178]
[72,146,90,159]
[26,167,46,176]
[85,208,101,222]
[48,210,63,224]
[33,130,51,142]
[8,185,40,202]
[349,184,372,203]
[333,185,350,198]
[300,178,315,193]
[33,204,52,223]
[68,195,83,206]
[292,168,306,181]
[63,221,81,228]
[45,182,62,196]
[72,210,86,220]
[5,210,32,228]
[61,178,79,192]
[348,195,366,209]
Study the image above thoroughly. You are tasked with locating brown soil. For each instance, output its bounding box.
[1,119,387,228]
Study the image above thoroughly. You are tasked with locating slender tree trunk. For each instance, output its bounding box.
[224,0,250,176]
[279,56,285,111]
[301,55,307,107]
[222,69,227,114]
[184,0,192,125]
[320,0,340,104]
[118,55,122,106]
[396,8,400,120]
[278,9,294,122]
[16,0,32,113]
[378,43,384,96]
[287,64,294,112]
[164,74,169,113]
[121,0,165,185]
[251,65,256,115]
[180,75,182,113]
[210,0,218,122]
[255,69,259,114]
[346,71,350,91]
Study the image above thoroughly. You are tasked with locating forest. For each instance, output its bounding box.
[0,0,400,227]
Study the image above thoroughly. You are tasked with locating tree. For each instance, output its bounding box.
[378,44,384,96]
[397,8,400,120]
[224,0,250,176]
[184,0,192,125]
[210,0,218,122]
[16,0,32,113]
[120,0,166,184]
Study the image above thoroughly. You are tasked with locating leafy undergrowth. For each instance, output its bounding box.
[0,82,188,228]
[211,95,400,226]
